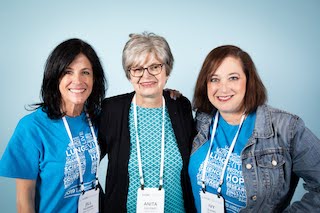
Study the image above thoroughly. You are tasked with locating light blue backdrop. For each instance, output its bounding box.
[1,1,319,212]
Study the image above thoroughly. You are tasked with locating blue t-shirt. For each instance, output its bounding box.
[126,104,185,212]
[189,112,256,213]
[0,108,99,213]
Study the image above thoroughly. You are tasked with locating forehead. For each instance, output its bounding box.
[212,56,244,75]
[68,53,92,68]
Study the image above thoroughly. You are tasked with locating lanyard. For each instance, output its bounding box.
[133,95,165,190]
[201,111,245,196]
[62,112,100,193]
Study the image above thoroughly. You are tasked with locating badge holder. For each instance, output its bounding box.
[136,184,165,213]
[78,183,100,213]
[200,190,224,213]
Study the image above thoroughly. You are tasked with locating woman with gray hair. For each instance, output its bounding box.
[99,32,196,212]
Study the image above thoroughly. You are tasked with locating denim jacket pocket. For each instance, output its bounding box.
[255,149,286,196]
[256,150,285,169]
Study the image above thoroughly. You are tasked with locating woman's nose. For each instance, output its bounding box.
[72,73,82,83]
[142,68,152,77]
[220,81,229,92]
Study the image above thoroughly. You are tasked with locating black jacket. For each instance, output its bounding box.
[98,91,196,212]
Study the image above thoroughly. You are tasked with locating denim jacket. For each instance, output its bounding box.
[192,104,320,212]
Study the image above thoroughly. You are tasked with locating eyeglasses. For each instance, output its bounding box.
[129,64,163,77]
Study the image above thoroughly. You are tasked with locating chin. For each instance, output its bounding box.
[71,100,86,106]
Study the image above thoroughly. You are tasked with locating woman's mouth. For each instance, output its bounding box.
[217,95,232,101]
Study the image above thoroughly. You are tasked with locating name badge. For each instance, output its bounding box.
[78,188,100,213]
[200,191,224,213]
[136,188,165,213]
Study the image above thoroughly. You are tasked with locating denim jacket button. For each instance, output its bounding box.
[246,164,252,170]
[272,160,278,166]
[251,195,257,201]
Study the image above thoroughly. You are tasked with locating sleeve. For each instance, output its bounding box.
[98,102,106,159]
[0,119,40,180]
[177,96,197,212]
[284,117,320,212]
[181,95,196,149]
[98,100,109,158]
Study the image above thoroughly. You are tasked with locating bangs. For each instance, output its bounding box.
[129,50,160,68]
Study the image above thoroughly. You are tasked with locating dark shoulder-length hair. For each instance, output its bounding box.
[193,45,267,114]
[31,38,107,124]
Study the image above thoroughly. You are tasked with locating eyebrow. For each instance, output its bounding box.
[228,72,241,76]
[64,67,92,72]
[134,62,162,68]
[209,72,241,78]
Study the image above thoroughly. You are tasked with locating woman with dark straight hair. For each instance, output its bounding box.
[0,38,107,212]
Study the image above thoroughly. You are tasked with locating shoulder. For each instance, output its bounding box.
[101,92,134,110]
[163,90,192,111]
[195,110,213,121]
[256,105,306,138]
[194,110,213,131]
[8,108,51,151]
[18,108,51,128]
[99,92,134,126]
[258,104,302,124]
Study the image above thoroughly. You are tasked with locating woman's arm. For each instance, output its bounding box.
[286,118,320,212]
[16,179,36,213]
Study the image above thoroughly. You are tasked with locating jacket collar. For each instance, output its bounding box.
[253,105,274,139]
[194,110,215,143]
[196,105,274,140]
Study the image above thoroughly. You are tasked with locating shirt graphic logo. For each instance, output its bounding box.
[63,131,98,197]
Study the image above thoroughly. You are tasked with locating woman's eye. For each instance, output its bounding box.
[83,70,91,75]
[230,76,239,81]
[150,64,159,70]
[132,68,143,73]
[136,68,144,72]
[210,78,219,82]
[64,70,73,75]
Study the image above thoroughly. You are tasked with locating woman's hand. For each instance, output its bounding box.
[165,88,182,100]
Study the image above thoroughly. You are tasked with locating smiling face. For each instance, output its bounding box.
[59,53,93,116]
[207,56,247,121]
[129,53,168,107]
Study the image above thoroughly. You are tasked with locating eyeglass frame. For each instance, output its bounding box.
[128,63,164,77]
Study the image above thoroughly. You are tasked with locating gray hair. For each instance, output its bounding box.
[122,32,174,79]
